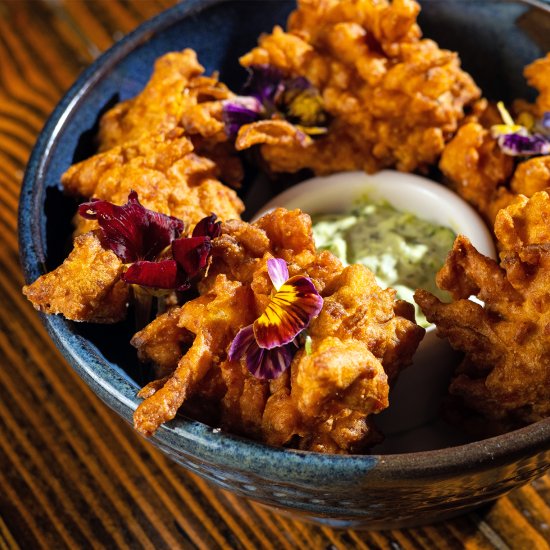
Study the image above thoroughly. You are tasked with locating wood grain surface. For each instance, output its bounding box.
[0,1,549,548]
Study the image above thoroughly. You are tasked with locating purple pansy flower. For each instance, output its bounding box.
[491,103,550,157]
[222,65,328,139]
[497,133,550,156]
[229,258,323,380]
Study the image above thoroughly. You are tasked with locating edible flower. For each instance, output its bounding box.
[491,102,550,156]
[222,65,328,139]
[79,190,185,262]
[79,192,221,291]
[123,213,221,291]
[229,258,323,379]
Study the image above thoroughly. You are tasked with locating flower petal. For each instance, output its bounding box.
[497,133,550,156]
[254,275,323,349]
[172,236,212,279]
[267,258,289,291]
[228,324,255,362]
[279,78,327,129]
[243,64,284,105]
[123,259,190,291]
[192,214,221,239]
[246,343,294,380]
[78,191,185,262]
[222,96,263,137]
[229,325,294,379]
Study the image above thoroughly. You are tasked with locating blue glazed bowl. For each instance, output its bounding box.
[19,0,550,529]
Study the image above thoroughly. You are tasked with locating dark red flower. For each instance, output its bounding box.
[192,214,222,239]
[79,191,185,262]
[122,259,189,291]
[122,214,221,291]
[79,192,221,292]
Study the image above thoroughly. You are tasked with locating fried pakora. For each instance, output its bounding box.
[415,190,550,426]
[61,48,245,237]
[440,54,550,224]
[28,48,246,324]
[63,131,244,235]
[23,232,129,323]
[133,209,424,452]
[232,0,479,174]
[97,48,243,186]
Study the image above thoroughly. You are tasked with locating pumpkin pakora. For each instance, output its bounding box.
[415,190,550,427]
[231,0,480,175]
[133,209,424,453]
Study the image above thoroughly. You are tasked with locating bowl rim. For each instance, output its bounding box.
[18,0,550,480]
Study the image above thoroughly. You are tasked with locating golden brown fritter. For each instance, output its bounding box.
[133,208,424,452]
[494,189,550,250]
[97,49,243,186]
[439,54,550,224]
[439,122,515,224]
[235,0,479,174]
[131,306,193,378]
[23,232,128,323]
[415,191,550,426]
[134,275,255,436]
[62,132,244,235]
[510,155,550,197]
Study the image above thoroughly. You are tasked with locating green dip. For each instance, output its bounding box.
[312,200,455,328]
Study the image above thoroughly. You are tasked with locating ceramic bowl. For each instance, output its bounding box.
[18,0,550,529]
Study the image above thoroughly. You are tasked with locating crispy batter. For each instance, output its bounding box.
[134,209,424,452]
[62,132,244,235]
[98,50,203,149]
[23,232,128,323]
[97,49,243,186]
[524,52,550,116]
[236,0,479,174]
[131,306,193,378]
[439,124,550,226]
[439,122,514,224]
[510,156,550,197]
[494,190,550,251]
[415,191,550,425]
[439,54,550,224]
[291,337,388,453]
[133,275,255,435]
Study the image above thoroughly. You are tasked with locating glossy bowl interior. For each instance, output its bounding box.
[18,0,550,530]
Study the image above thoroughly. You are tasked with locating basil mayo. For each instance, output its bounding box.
[312,200,455,327]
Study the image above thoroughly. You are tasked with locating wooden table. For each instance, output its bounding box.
[0,1,549,548]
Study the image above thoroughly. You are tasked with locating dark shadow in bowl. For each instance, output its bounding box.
[71,93,120,164]
[44,186,78,271]
[76,321,155,388]
[418,2,544,102]
[215,0,295,91]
